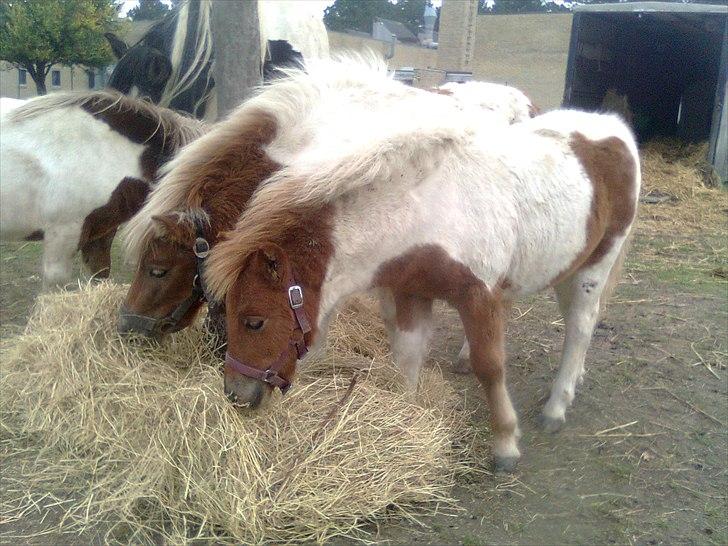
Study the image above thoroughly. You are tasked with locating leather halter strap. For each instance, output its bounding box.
[224,270,311,394]
[119,218,212,336]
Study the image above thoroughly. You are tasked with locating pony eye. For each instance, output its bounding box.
[149,268,167,278]
[244,317,266,332]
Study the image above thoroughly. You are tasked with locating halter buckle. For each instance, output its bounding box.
[288,285,304,309]
[193,237,210,258]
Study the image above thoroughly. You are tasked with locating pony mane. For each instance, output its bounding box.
[122,52,389,263]
[8,89,207,150]
[160,0,214,113]
[204,68,471,298]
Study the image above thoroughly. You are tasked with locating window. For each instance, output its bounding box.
[87,71,96,89]
[18,69,27,86]
[51,70,61,87]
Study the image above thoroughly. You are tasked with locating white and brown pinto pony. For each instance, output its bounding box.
[0,91,205,288]
[202,66,640,471]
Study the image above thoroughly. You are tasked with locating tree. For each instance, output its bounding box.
[211,0,260,119]
[127,0,169,21]
[323,0,431,35]
[0,0,118,94]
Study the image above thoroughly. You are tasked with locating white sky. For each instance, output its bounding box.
[119,0,443,19]
[119,0,339,18]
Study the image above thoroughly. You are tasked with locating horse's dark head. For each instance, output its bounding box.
[106,32,172,104]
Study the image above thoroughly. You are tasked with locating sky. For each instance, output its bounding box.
[119,0,339,18]
[119,0,443,19]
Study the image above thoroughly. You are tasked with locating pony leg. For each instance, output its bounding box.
[455,339,472,374]
[42,223,82,290]
[382,290,434,391]
[541,236,629,432]
[458,288,520,472]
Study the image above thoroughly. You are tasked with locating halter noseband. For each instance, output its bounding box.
[224,272,311,394]
[119,219,212,337]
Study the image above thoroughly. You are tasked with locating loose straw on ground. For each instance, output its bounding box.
[0,284,477,544]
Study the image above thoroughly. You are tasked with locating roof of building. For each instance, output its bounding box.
[574,2,727,14]
[374,18,419,42]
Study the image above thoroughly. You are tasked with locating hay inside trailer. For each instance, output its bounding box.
[0,284,477,544]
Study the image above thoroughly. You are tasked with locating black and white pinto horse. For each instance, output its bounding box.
[105,0,329,120]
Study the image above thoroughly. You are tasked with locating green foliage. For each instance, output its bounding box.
[323,0,429,35]
[0,0,118,93]
[127,0,169,21]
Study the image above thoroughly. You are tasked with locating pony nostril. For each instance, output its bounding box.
[226,390,238,404]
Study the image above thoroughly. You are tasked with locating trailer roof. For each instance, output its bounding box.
[574,2,727,15]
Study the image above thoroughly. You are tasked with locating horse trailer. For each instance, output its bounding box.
[562,1,727,183]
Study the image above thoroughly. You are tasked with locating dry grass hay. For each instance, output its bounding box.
[0,284,476,544]
[639,139,727,235]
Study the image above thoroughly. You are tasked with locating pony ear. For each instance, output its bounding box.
[104,32,128,59]
[253,243,288,285]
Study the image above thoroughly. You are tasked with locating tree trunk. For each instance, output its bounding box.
[27,63,47,95]
[210,0,261,120]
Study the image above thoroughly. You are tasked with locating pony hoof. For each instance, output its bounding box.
[538,412,565,433]
[493,455,519,474]
[453,359,472,375]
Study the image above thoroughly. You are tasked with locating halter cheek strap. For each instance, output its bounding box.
[224,274,312,394]
[119,218,213,336]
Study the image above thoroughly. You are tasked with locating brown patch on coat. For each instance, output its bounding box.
[79,177,150,250]
[80,98,184,180]
[375,244,517,440]
[551,132,637,286]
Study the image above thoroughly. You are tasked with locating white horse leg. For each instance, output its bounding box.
[383,291,434,391]
[541,236,628,432]
[42,224,82,290]
[455,339,472,373]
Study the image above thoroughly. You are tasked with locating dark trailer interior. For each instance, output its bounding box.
[562,2,727,183]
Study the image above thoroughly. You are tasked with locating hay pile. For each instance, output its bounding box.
[0,284,475,544]
[639,139,727,234]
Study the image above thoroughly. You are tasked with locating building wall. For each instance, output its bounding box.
[0,62,98,99]
[470,14,572,109]
[329,13,572,110]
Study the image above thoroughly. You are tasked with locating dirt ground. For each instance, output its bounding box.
[1,202,726,545]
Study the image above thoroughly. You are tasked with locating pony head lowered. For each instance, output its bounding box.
[204,109,468,408]
[119,55,401,339]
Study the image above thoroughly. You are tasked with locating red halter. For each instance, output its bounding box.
[224,271,311,394]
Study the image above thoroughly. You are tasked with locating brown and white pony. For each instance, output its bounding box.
[0,91,205,288]
[118,57,520,344]
[200,68,640,471]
